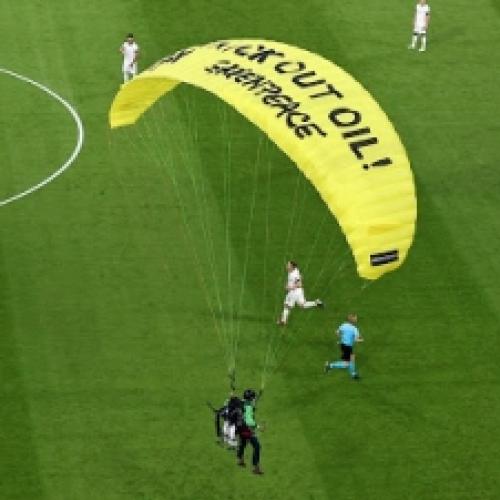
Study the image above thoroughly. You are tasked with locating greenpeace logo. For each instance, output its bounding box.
[370,250,399,266]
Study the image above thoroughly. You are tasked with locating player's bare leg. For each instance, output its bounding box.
[277,305,291,325]
[419,34,427,51]
[299,299,323,309]
[409,33,418,49]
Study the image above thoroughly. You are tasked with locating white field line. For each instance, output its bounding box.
[0,68,84,206]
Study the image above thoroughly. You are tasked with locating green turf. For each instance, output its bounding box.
[1,0,500,498]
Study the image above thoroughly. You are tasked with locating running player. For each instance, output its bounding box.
[409,0,431,52]
[324,313,363,379]
[277,261,323,326]
[120,33,140,83]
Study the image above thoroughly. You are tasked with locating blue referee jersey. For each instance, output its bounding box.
[338,322,360,347]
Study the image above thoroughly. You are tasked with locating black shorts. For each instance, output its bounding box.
[340,344,353,361]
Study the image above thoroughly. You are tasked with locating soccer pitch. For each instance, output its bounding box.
[1,1,500,499]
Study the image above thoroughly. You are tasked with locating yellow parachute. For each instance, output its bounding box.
[109,39,416,279]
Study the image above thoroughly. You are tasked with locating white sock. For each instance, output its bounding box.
[281,308,290,323]
[411,35,418,48]
[421,36,427,50]
[303,301,317,309]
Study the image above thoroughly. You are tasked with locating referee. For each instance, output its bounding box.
[325,313,363,379]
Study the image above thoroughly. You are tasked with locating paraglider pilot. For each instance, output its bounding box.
[237,389,263,475]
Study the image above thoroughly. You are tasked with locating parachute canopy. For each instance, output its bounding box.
[109,39,416,279]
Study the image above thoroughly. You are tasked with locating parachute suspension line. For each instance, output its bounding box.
[268,326,291,376]
[140,105,230,370]
[259,154,274,391]
[261,154,312,389]
[260,331,279,390]
[256,162,351,386]
[262,178,327,385]
[108,127,213,343]
[289,225,369,355]
[163,96,231,370]
[344,277,376,313]
[271,172,304,321]
[219,105,237,383]
[310,242,351,296]
[258,141,291,390]
[162,100,232,376]
[263,233,351,381]
[297,273,374,347]
[282,173,305,260]
[287,254,354,364]
[288,176,313,257]
[294,244,352,337]
[261,319,294,388]
[272,162,318,322]
[118,113,231,372]
[260,341,273,390]
[301,212,329,277]
[232,135,263,369]
[260,165,354,383]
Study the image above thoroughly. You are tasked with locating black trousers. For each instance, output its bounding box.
[237,434,261,466]
[215,412,222,437]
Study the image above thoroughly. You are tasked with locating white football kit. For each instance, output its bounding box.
[223,421,237,448]
[278,265,322,324]
[414,3,430,33]
[284,268,306,307]
[121,41,139,81]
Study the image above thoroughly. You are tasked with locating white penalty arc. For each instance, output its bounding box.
[0,68,84,207]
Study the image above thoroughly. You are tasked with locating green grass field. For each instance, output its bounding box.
[2,0,500,498]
